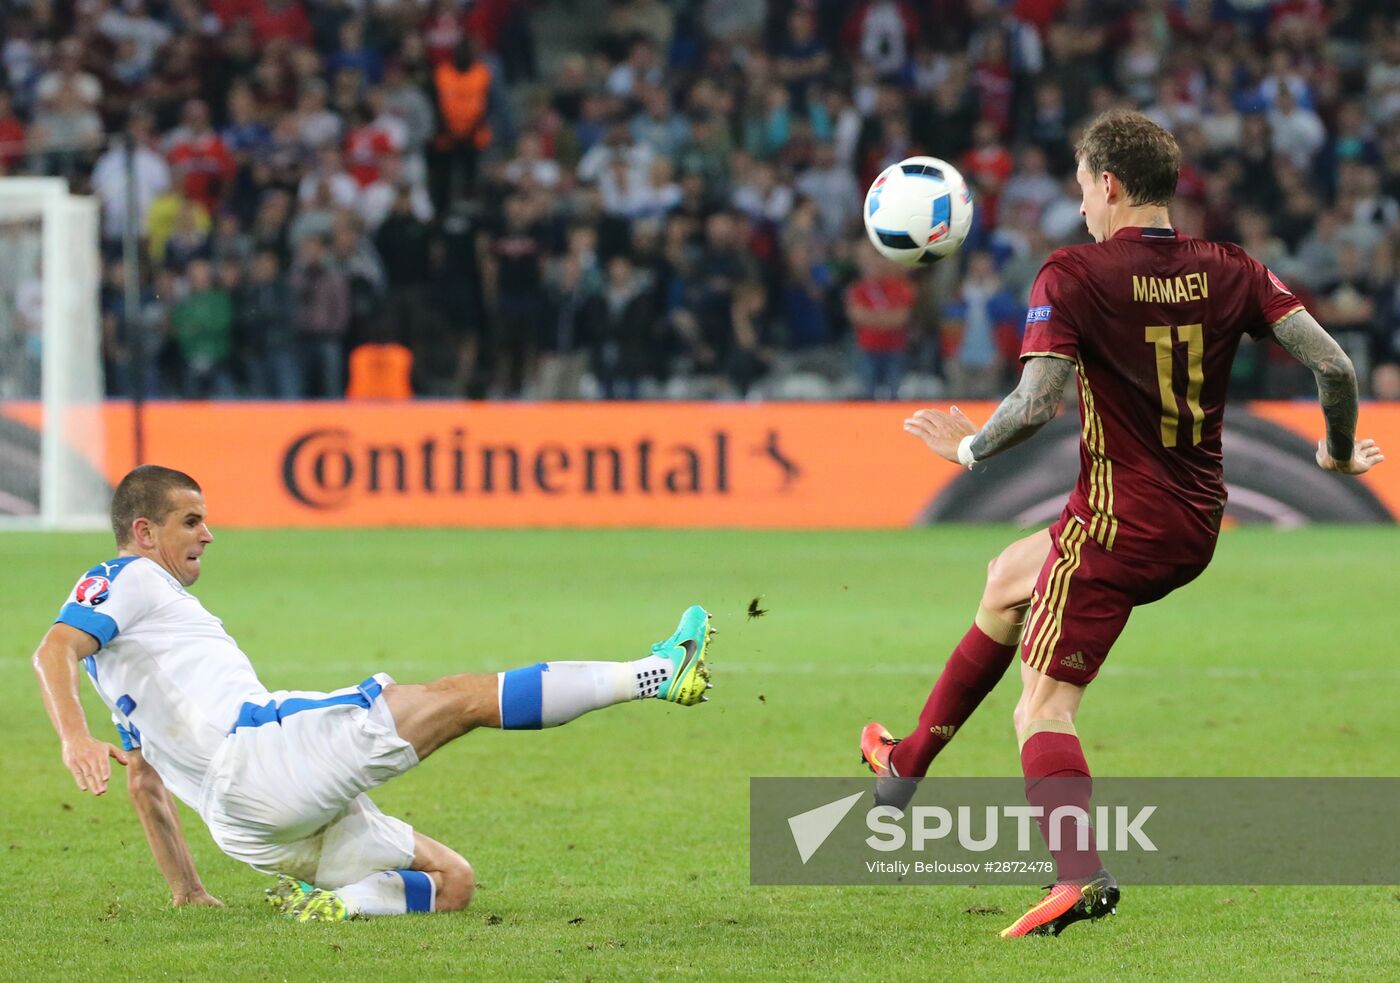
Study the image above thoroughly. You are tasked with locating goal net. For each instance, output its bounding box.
[0,177,107,529]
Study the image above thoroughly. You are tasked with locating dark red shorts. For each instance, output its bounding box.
[1021,511,1209,684]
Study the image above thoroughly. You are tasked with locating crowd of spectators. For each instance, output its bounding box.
[2,0,1399,401]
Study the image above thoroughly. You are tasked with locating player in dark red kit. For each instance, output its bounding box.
[859,110,1385,938]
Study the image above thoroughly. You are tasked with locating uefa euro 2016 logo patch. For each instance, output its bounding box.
[75,576,111,607]
[1026,306,1053,324]
[1266,269,1293,295]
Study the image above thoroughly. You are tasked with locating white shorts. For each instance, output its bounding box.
[199,672,422,888]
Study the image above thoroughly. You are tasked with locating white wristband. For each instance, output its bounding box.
[957,435,978,469]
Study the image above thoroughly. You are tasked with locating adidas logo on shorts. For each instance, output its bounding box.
[1060,651,1088,671]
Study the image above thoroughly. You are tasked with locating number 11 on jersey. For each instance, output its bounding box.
[1145,323,1204,447]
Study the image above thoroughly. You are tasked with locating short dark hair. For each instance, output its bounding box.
[110,465,202,546]
[1075,109,1181,207]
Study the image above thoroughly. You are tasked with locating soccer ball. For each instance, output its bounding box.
[862,156,974,265]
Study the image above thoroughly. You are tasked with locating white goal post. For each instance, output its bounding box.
[0,177,107,529]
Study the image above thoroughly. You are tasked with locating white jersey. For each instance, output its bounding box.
[56,556,271,809]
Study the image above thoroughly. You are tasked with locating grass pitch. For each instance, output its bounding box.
[4,526,1399,980]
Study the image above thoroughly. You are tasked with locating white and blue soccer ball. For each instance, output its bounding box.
[862,156,974,265]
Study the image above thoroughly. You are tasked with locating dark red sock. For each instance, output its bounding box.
[1020,730,1102,882]
[889,622,1017,778]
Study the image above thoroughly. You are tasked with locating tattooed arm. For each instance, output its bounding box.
[1271,308,1384,474]
[970,357,1076,460]
[1271,308,1357,463]
[902,357,1074,465]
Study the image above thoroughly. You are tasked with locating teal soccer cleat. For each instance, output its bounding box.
[286,888,351,923]
[264,875,313,914]
[652,605,714,706]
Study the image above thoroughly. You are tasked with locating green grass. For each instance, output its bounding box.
[3,527,1399,980]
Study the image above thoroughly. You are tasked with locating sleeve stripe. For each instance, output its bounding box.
[1019,351,1077,362]
[1267,304,1306,329]
[116,722,142,751]
[56,603,119,647]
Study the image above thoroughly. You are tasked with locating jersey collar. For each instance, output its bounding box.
[1112,226,1183,241]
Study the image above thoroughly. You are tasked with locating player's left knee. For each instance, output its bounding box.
[983,555,1011,602]
[1011,701,1029,737]
[981,560,1031,624]
[434,856,475,912]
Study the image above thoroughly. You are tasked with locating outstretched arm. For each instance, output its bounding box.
[1271,308,1384,475]
[127,749,222,907]
[903,356,1075,465]
[33,624,220,906]
[32,624,125,795]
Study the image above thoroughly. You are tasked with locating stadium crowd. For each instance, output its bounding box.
[1,0,1399,401]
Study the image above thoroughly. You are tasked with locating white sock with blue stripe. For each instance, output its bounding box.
[498,658,673,729]
[335,869,435,916]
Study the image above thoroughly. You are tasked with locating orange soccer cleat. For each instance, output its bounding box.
[859,721,898,776]
[860,722,919,812]
[1000,869,1120,938]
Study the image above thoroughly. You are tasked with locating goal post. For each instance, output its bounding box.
[0,177,108,529]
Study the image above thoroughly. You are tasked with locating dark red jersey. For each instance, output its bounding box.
[1021,227,1304,564]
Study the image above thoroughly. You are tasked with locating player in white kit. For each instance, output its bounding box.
[33,466,714,921]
